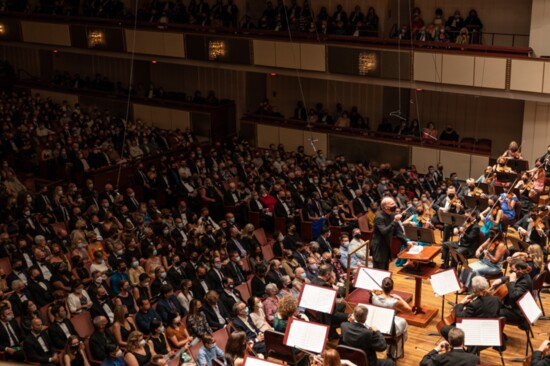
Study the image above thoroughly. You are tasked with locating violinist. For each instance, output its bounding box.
[502,141,522,159]
[437,186,465,242]
[515,173,536,213]
[531,340,550,366]
[419,328,480,366]
[513,205,546,246]
[493,156,512,173]
[464,178,485,198]
[526,160,546,199]
[461,228,506,288]
[492,259,533,330]
[479,197,502,237]
[440,209,480,269]
[476,166,494,184]
[370,278,410,359]
[510,244,545,279]
[439,276,501,344]
[499,190,518,222]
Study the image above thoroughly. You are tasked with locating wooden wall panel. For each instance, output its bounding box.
[442,54,474,86]
[132,104,190,130]
[2,45,41,77]
[414,52,442,83]
[521,101,550,164]
[510,59,544,93]
[279,127,304,152]
[542,62,550,94]
[125,30,184,58]
[470,155,490,178]
[303,131,328,156]
[275,42,301,69]
[411,146,440,173]
[439,150,472,179]
[253,40,276,67]
[21,21,71,46]
[30,88,79,105]
[474,57,507,89]
[300,44,326,72]
[266,75,384,126]
[410,90,524,157]
[257,124,279,148]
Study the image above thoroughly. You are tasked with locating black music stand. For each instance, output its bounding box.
[506,159,529,173]
[478,183,489,195]
[464,196,489,211]
[404,226,436,244]
[496,172,517,183]
[439,211,467,227]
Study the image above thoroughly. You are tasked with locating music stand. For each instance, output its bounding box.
[464,196,489,211]
[478,183,489,195]
[404,226,435,244]
[496,172,517,183]
[439,212,467,227]
[506,159,529,172]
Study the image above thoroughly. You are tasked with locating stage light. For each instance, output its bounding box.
[270,73,278,76]
[0,24,6,35]
[358,52,377,75]
[208,40,226,60]
[151,60,158,64]
[87,30,106,48]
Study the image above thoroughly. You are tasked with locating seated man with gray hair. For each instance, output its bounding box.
[420,327,480,366]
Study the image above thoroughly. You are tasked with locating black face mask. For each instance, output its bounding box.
[389,206,397,212]
[353,234,361,240]
[448,194,455,199]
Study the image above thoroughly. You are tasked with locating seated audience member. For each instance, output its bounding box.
[90,315,117,362]
[156,284,186,324]
[202,290,230,330]
[248,296,273,332]
[186,299,213,338]
[197,334,226,366]
[100,344,125,366]
[420,327,479,366]
[341,305,393,366]
[111,304,137,347]
[149,319,173,356]
[165,311,194,349]
[63,335,91,366]
[224,331,258,366]
[23,318,60,366]
[124,331,156,366]
[231,301,266,355]
[135,298,162,335]
[0,305,25,362]
[220,277,243,312]
[48,304,78,350]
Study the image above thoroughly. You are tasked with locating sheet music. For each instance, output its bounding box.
[299,284,337,314]
[547,262,550,272]
[430,269,460,296]
[456,319,501,346]
[358,303,395,335]
[407,245,424,255]
[518,291,542,324]
[354,267,391,291]
[284,319,329,354]
[244,356,282,366]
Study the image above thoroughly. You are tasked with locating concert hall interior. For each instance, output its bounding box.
[1,0,550,366]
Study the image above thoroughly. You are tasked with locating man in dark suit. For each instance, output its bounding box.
[341,305,393,366]
[220,277,243,312]
[206,256,225,292]
[156,284,186,324]
[9,279,34,317]
[531,340,550,366]
[23,318,60,365]
[282,225,299,251]
[420,327,479,366]
[315,226,332,254]
[90,287,116,325]
[223,251,246,285]
[265,259,284,287]
[441,209,480,268]
[0,306,25,362]
[352,189,370,216]
[124,188,141,212]
[167,256,187,290]
[371,197,399,270]
[494,260,533,330]
[292,242,308,268]
[192,265,213,301]
[227,227,249,258]
[231,301,266,355]
[89,315,117,362]
[171,218,188,247]
[202,290,230,331]
[48,304,78,350]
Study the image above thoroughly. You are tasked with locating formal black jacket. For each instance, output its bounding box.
[265,269,284,287]
[250,276,267,298]
[455,295,501,319]
[167,265,187,290]
[89,329,116,361]
[531,351,550,366]
[0,318,23,351]
[48,319,78,350]
[202,301,230,330]
[9,290,35,317]
[90,299,116,324]
[371,211,396,264]
[340,321,388,366]
[504,274,533,317]
[192,277,213,300]
[156,295,186,324]
[220,289,243,313]
[23,331,56,364]
[458,223,481,257]
[315,235,332,254]
[206,268,225,292]
[231,315,261,340]
[223,261,246,285]
[420,348,480,366]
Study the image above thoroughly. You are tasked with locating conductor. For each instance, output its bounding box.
[371,197,400,270]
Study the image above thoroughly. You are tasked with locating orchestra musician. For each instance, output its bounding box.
[502,141,522,159]
[526,160,546,199]
[476,166,494,184]
[492,157,514,187]
[531,340,550,366]
[440,209,480,269]
[420,327,480,366]
[515,173,536,214]
[491,259,533,331]
[479,197,503,236]
[512,205,546,247]
[435,186,464,242]
[499,190,519,223]
[464,178,485,198]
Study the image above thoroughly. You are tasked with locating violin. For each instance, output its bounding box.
[468,187,484,197]
[450,197,461,207]
[496,165,512,173]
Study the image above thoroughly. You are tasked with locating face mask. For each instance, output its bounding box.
[300,273,307,279]
[153,249,158,256]
[115,350,123,357]
[132,261,139,268]
[77,243,85,249]
[32,327,42,335]
[336,254,342,259]
[95,277,103,284]
[6,314,14,322]
[309,264,318,271]
[139,339,147,347]
[177,223,184,229]
[235,256,241,262]
[160,272,167,279]
[389,206,397,212]
[342,241,349,248]
[71,344,80,351]
[353,234,361,240]
[245,307,249,315]
[214,263,222,269]
[163,230,169,235]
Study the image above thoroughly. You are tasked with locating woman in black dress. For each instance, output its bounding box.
[124,331,156,366]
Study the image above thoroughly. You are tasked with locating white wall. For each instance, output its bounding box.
[522,101,550,165]
[530,0,550,56]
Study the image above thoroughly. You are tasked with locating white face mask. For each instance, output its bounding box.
[138,339,147,347]
[115,350,124,357]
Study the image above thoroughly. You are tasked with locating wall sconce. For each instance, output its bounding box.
[0,24,6,35]
[358,52,377,75]
[87,30,106,48]
[208,40,226,60]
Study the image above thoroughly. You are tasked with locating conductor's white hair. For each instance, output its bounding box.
[381,197,396,209]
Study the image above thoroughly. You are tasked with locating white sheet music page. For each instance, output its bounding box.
[456,318,501,346]
[298,284,337,314]
[244,356,281,366]
[354,267,391,291]
[358,303,395,335]
[430,269,460,296]
[407,245,424,255]
[518,291,542,324]
[284,319,329,354]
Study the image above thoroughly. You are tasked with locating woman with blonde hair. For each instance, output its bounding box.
[63,335,90,366]
[111,305,137,347]
[511,244,544,278]
[125,331,156,366]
